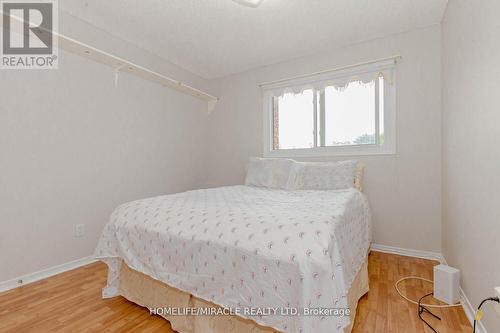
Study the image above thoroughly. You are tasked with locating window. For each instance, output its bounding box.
[263,58,397,157]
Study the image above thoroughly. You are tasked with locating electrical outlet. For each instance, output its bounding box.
[494,287,500,317]
[74,224,85,238]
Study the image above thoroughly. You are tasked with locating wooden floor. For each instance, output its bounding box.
[0,252,472,333]
[351,252,471,333]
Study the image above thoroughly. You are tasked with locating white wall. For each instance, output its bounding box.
[207,26,442,253]
[0,16,210,281]
[442,1,500,330]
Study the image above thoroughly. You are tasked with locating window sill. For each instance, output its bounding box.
[263,145,396,158]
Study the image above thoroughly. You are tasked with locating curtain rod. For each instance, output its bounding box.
[259,55,402,87]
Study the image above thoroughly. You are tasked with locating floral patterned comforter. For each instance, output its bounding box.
[95,185,371,333]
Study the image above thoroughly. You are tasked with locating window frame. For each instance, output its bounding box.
[262,58,397,158]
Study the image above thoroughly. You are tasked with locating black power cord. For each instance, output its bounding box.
[473,297,500,333]
[418,292,440,333]
[417,294,500,333]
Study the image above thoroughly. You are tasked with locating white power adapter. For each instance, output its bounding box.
[433,264,460,304]
[494,287,500,317]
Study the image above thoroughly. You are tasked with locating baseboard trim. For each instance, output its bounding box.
[370,243,445,263]
[0,256,96,293]
[459,286,488,333]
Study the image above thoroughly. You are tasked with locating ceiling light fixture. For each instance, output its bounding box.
[233,0,263,8]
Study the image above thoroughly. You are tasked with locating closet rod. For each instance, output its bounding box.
[2,12,219,113]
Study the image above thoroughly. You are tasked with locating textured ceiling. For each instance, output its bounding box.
[61,0,447,79]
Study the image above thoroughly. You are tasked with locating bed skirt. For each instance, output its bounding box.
[118,259,369,333]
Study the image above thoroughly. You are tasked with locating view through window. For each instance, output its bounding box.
[272,77,385,151]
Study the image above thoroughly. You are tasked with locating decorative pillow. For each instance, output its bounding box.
[244,157,294,189]
[287,160,358,190]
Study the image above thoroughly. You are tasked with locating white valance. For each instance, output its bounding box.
[260,56,400,98]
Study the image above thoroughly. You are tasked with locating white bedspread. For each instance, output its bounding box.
[95,186,371,333]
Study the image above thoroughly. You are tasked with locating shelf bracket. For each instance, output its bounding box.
[207,99,218,114]
[114,65,126,87]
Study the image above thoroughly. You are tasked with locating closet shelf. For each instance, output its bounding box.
[60,34,219,113]
[3,12,219,113]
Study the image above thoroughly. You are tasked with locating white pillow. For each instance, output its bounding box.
[245,157,294,189]
[287,160,357,190]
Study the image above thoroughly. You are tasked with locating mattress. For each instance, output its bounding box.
[95,185,372,333]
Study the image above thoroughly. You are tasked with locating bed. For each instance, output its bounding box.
[95,160,371,333]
